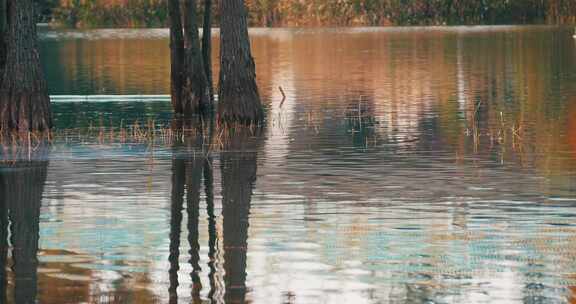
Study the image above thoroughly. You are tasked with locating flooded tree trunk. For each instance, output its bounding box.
[0,0,51,132]
[0,159,48,304]
[168,0,185,115]
[169,0,211,118]
[0,0,6,80]
[218,0,264,124]
[202,0,213,101]
[182,0,211,116]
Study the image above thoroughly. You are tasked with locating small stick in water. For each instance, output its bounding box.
[279,86,286,108]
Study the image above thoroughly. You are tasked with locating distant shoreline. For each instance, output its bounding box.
[44,1,575,29]
[36,24,573,31]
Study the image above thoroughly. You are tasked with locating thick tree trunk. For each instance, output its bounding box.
[0,0,51,132]
[202,0,214,101]
[169,0,211,118]
[219,0,264,124]
[0,158,48,304]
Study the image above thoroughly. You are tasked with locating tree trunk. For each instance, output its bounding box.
[218,0,264,124]
[202,0,214,101]
[168,0,185,115]
[0,0,51,132]
[0,0,7,79]
[183,0,211,116]
[169,0,211,118]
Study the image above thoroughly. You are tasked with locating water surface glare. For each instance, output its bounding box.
[0,26,575,303]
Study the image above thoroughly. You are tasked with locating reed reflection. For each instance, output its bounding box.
[0,144,49,304]
[221,128,262,304]
[168,122,217,303]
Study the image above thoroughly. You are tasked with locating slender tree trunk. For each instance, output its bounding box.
[0,0,51,132]
[202,0,214,101]
[183,0,211,115]
[0,0,7,80]
[169,0,211,119]
[168,0,185,114]
[219,0,264,124]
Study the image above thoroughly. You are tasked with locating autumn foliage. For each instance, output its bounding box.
[47,0,576,28]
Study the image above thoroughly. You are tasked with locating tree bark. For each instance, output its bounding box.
[202,0,214,101]
[168,0,185,115]
[169,0,211,119]
[218,0,264,124]
[0,0,7,79]
[183,0,211,116]
[0,0,51,132]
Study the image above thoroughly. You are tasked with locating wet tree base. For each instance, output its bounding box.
[0,91,52,132]
[217,91,264,125]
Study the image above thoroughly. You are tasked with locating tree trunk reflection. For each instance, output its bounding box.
[221,129,261,303]
[0,145,49,304]
[168,129,212,303]
[168,126,261,303]
[205,154,219,302]
[168,153,184,304]
[185,135,204,302]
[0,171,8,304]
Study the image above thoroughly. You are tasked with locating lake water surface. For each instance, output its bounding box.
[1,26,576,303]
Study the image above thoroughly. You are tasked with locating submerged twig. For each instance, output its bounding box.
[279,86,286,108]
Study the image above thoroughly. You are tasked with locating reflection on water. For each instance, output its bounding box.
[0,26,574,303]
[169,126,224,304]
[0,147,49,304]
[221,129,261,304]
[167,127,260,304]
